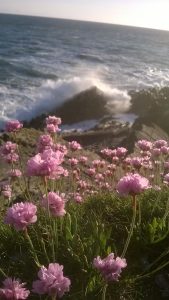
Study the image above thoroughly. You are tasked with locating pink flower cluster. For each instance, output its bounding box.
[37,134,53,152]
[137,140,152,151]
[5,120,23,133]
[42,192,66,217]
[93,253,127,282]
[69,141,82,151]
[0,278,30,299]
[45,116,61,133]
[32,263,71,298]
[8,169,22,179]
[0,142,19,164]
[0,181,12,199]
[117,173,149,196]
[5,202,37,231]
[27,149,64,177]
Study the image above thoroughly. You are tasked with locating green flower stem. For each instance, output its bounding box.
[14,135,30,199]
[163,197,169,221]
[102,284,108,300]
[0,267,8,278]
[41,238,50,264]
[43,178,57,261]
[138,200,141,225]
[24,229,41,268]
[135,259,169,281]
[139,247,169,274]
[121,195,137,258]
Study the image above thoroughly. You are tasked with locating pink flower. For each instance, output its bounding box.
[8,169,22,178]
[1,185,12,199]
[4,153,19,164]
[5,202,37,231]
[116,147,127,158]
[68,158,78,167]
[117,173,149,196]
[164,173,169,185]
[73,193,83,203]
[87,168,96,177]
[42,192,66,217]
[107,164,117,171]
[131,157,143,170]
[79,156,88,165]
[46,116,62,126]
[77,180,88,190]
[5,120,23,133]
[37,134,53,152]
[161,146,169,155]
[46,124,60,134]
[95,173,104,182]
[0,142,17,156]
[69,141,82,151]
[92,160,105,168]
[152,148,161,157]
[0,278,30,299]
[27,149,64,177]
[112,156,119,164]
[164,161,169,170]
[154,140,168,149]
[137,140,152,151]
[32,263,71,297]
[53,144,68,155]
[101,148,114,158]
[93,253,127,282]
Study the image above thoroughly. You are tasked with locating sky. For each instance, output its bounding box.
[0,0,169,31]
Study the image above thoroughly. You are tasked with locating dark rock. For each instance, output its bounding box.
[25,87,109,129]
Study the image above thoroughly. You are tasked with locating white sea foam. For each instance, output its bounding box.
[0,75,131,128]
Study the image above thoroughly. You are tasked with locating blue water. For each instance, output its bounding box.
[0,13,169,126]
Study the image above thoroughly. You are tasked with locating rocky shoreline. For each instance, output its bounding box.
[1,86,169,154]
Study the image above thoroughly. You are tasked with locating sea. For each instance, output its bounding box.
[1,13,169,129]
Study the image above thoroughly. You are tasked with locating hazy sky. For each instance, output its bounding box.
[0,0,169,31]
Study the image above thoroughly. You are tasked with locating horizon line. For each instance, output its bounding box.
[1,11,169,33]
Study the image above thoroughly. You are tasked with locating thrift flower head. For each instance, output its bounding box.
[46,116,62,126]
[32,263,71,297]
[27,149,64,177]
[116,147,128,158]
[8,169,22,178]
[164,161,169,170]
[161,146,169,155]
[0,142,17,156]
[5,202,37,231]
[117,173,149,196]
[68,158,79,167]
[53,144,68,155]
[93,253,127,282]
[152,148,161,157]
[154,139,168,149]
[37,134,53,152]
[131,157,143,169]
[0,278,30,299]
[101,148,114,158]
[46,124,60,134]
[164,173,169,185]
[137,140,152,151]
[1,184,12,199]
[79,156,88,165]
[42,192,66,217]
[5,120,23,133]
[69,141,82,151]
[4,153,19,164]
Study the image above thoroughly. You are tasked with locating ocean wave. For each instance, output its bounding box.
[76,54,103,63]
[0,76,131,128]
[15,66,58,80]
